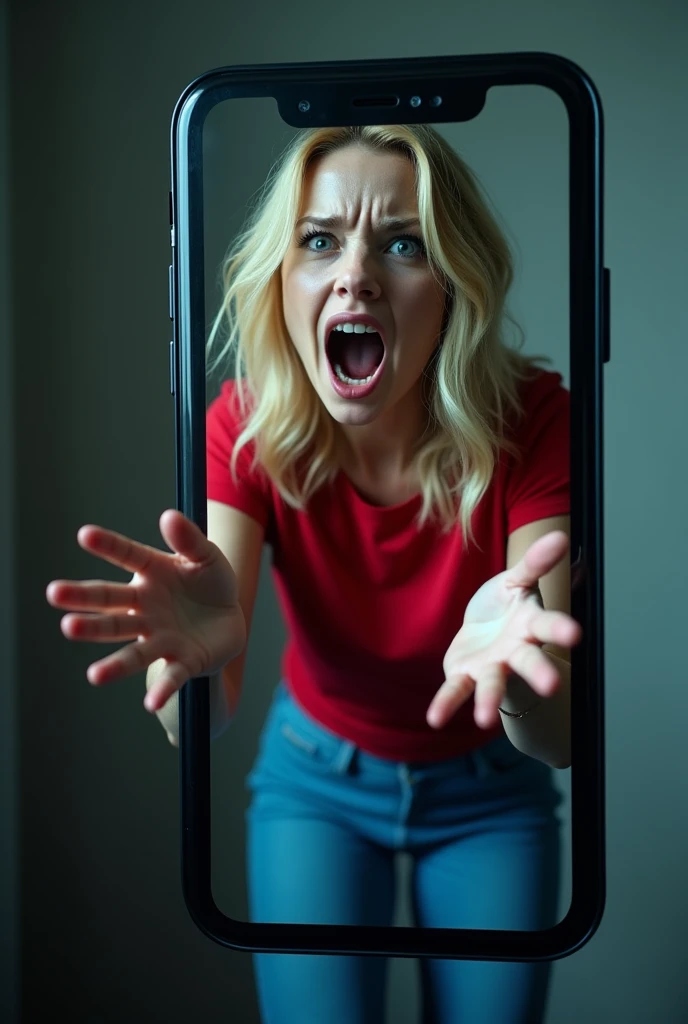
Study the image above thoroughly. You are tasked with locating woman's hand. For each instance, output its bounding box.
[427,530,582,731]
[45,509,246,713]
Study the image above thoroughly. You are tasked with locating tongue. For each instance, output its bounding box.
[337,333,384,379]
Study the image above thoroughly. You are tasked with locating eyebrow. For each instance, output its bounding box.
[295,215,422,232]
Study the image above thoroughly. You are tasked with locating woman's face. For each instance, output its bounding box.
[280,144,446,428]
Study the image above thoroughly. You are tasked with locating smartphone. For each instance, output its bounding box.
[168,51,606,960]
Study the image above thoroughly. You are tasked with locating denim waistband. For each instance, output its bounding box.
[262,680,550,784]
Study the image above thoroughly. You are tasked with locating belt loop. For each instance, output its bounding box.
[332,741,357,776]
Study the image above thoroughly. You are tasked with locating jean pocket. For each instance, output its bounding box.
[274,697,352,774]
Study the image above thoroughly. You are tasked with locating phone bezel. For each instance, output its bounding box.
[170,51,606,960]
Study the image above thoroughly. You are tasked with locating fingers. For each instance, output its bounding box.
[86,628,206,697]
[85,635,174,686]
[429,646,563,732]
[144,660,192,712]
[430,667,510,731]
[158,509,213,565]
[473,664,509,729]
[76,524,161,575]
[507,530,569,592]
[508,643,560,697]
[46,580,142,613]
[60,611,149,643]
[529,607,582,649]
[74,510,210,576]
[427,673,474,729]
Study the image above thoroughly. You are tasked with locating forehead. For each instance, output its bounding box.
[300,145,418,215]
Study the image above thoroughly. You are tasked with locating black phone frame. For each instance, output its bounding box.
[169,52,606,961]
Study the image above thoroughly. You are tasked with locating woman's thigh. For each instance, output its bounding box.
[244,684,562,1023]
[245,685,399,1024]
[411,816,560,1024]
[247,812,395,1024]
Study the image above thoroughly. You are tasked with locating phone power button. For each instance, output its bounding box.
[169,340,175,395]
[168,264,175,320]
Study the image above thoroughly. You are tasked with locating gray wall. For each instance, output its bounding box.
[8,1,688,1022]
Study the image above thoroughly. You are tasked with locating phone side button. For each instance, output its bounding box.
[168,264,174,320]
[603,268,611,364]
[169,339,175,395]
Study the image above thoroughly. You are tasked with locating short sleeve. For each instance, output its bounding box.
[505,371,570,534]
[206,379,271,528]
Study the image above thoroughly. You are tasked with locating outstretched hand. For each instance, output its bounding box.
[45,509,245,713]
[426,530,582,731]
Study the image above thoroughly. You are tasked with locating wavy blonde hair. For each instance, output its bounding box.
[207,124,548,541]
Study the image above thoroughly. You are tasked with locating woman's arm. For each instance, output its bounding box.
[499,651,571,769]
[428,516,578,769]
[501,514,572,768]
[146,501,265,746]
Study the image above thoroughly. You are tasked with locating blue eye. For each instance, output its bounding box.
[298,231,335,252]
[388,236,425,258]
[297,229,426,258]
[309,235,333,251]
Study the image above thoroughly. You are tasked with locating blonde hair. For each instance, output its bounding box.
[207,124,547,542]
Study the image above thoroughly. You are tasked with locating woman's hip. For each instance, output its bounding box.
[245,681,563,851]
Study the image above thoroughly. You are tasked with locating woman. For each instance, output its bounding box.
[46,124,580,1024]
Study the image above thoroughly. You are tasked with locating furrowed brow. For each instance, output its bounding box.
[295,215,421,231]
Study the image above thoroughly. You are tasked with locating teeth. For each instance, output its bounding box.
[334,364,375,386]
[333,323,378,333]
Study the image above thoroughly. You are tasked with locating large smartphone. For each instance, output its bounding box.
[168,52,606,960]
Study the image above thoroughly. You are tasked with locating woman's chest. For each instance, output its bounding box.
[270,481,507,607]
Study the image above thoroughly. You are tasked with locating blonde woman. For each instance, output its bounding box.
[47,124,580,1024]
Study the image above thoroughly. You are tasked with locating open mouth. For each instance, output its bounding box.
[325,323,386,388]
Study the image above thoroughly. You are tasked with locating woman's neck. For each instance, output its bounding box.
[336,387,430,503]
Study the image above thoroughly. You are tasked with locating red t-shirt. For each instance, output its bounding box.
[206,370,569,762]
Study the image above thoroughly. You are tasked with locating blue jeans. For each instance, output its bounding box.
[245,682,562,1024]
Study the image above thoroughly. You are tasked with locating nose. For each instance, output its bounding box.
[333,246,382,301]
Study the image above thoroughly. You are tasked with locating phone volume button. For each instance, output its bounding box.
[168,264,174,320]
[169,340,175,395]
[603,268,610,364]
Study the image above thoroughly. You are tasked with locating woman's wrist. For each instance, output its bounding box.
[498,625,546,718]
[499,672,540,717]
